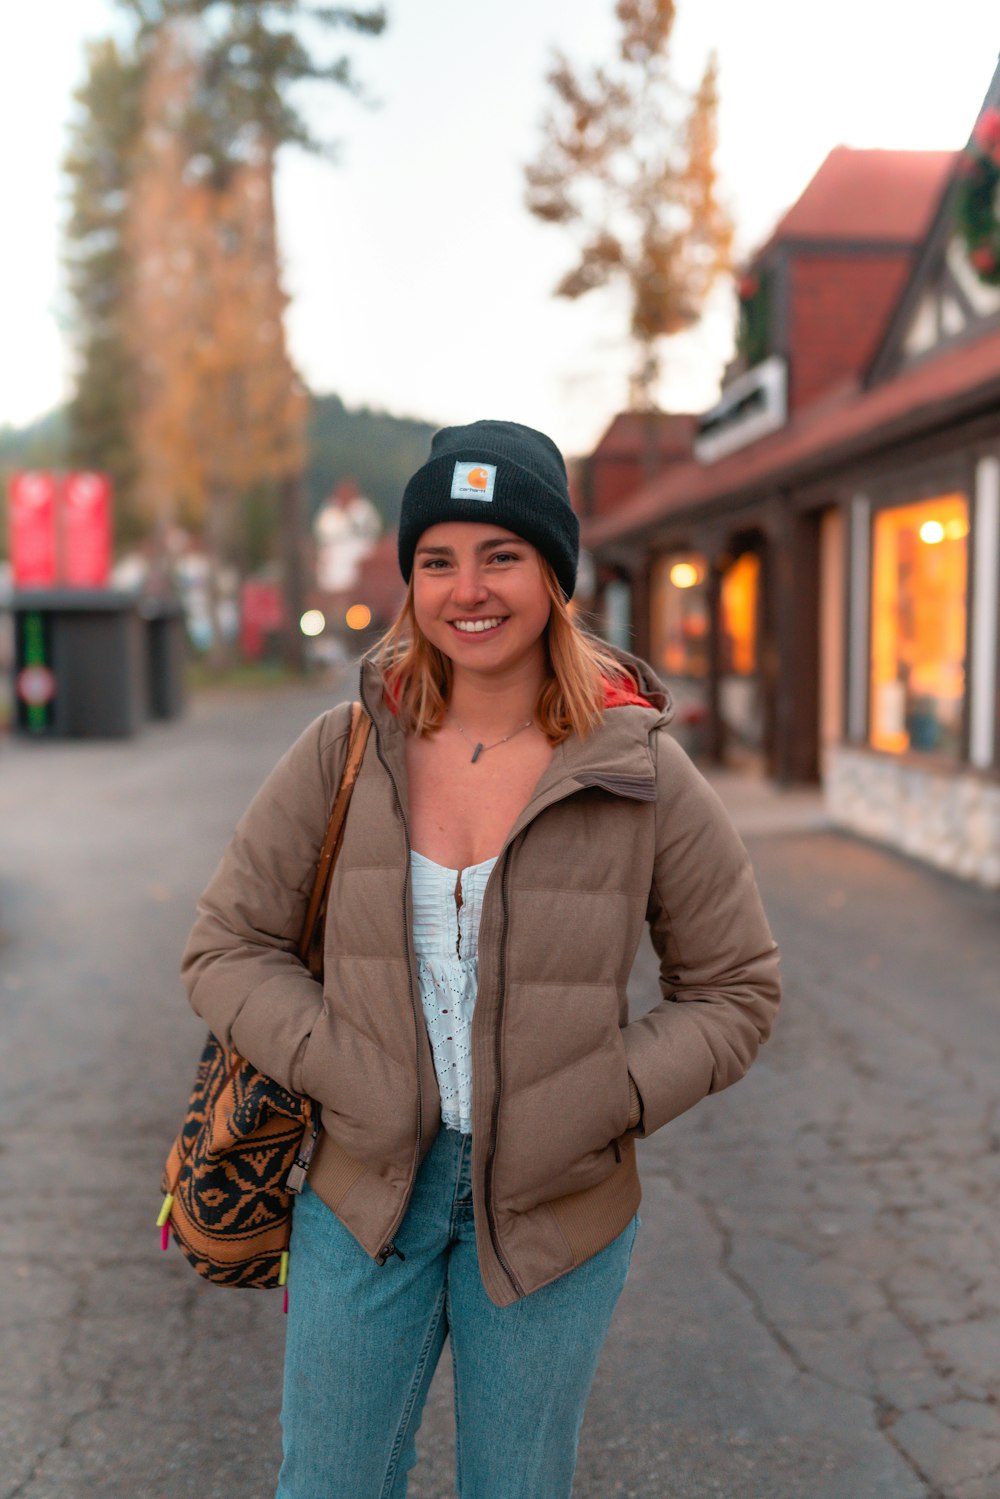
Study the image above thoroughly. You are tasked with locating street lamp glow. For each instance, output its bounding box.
[300,609,326,637]
[345,604,372,630]
[919,520,945,544]
[669,561,702,588]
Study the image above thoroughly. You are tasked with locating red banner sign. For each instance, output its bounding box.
[63,471,112,587]
[7,471,113,588]
[9,472,58,587]
[240,578,285,660]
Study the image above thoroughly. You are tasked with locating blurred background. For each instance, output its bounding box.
[2,5,1000,1496]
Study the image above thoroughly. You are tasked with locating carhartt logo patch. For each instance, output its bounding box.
[451,461,497,501]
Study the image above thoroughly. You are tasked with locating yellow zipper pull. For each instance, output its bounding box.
[157,1192,174,1251]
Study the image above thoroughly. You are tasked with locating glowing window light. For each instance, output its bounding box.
[300,609,326,637]
[669,561,702,589]
[345,604,372,631]
[720,553,759,676]
[944,517,970,540]
[869,493,968,758]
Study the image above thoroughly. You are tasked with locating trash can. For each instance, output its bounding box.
[140,596,188,720]
[11,589,148,738]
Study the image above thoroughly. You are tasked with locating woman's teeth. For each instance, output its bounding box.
[452,617,506,633]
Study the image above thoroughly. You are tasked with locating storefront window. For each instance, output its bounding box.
[720,552,759,676]
[649,553,709,678]
[869,493,968,757]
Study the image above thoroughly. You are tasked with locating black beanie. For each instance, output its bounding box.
[397,419,580,600]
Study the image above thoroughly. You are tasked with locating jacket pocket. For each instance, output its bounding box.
[495,1031,633,1213]
[301,1008,414,1161]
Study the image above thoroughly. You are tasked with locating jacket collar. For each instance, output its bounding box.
[357,644,673,822]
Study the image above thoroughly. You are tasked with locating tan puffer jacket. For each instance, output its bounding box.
[181,647,780,1307]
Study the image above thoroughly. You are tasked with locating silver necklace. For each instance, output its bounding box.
[449,713,534,764]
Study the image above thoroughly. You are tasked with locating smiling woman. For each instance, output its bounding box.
[179,417,781,1499]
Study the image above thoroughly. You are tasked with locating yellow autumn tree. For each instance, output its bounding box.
[525,0,733,407]
[124,19,306,562]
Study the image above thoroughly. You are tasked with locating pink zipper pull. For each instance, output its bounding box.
[156,1193,174,1251]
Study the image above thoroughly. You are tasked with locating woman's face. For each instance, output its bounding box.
[411,522,551,677]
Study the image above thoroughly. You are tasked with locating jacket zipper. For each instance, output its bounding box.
[365,701,520,1292]
[483,841,526,1299]
[361,685,424,1268]
[375,1240,406,1265]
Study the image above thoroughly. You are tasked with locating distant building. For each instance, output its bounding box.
[583,73,1000,887]
[313,480,381,594]
[574,412,698,523]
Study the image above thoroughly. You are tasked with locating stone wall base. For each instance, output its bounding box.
[825,745,1000,889]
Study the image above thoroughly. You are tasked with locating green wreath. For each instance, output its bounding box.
[956,106,1000,286]
[736,270,769,367]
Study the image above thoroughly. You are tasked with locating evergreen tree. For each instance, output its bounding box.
[115,1,386,184]
[62,37,144,549]
[525,0,733,407]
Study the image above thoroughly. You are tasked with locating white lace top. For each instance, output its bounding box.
[410,849,499,1135]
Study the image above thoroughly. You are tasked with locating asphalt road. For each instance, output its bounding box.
[1,672,998,1499]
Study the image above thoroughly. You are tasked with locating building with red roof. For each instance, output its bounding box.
[582,72,1000,887]
[737,145,956,414]
[573,411,698,520]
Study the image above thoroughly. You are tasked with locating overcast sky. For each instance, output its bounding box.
[1,2,998,456]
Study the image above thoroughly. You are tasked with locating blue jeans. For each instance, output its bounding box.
[276,1123,639,1499]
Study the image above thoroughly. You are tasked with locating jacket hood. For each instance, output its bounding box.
[597,642,674,724]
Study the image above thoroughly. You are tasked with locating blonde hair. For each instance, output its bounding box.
[370,557,636,745]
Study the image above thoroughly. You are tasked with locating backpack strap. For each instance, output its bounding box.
[298,701,372,974]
